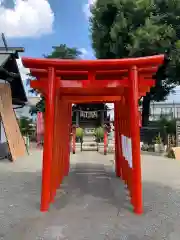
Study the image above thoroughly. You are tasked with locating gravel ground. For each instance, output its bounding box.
[0,150,180,239]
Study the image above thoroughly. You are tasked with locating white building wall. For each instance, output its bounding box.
[149,102,180,120]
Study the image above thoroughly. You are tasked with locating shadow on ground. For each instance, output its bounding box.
[0,161,180,239]
[53,162,127,213]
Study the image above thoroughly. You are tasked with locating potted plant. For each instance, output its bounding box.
[154,133,164,153]
[94,127,104,143]
[76,127,84,143]
[94,127,104,151]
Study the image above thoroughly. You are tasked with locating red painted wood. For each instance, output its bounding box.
[22,54,164,214]
[104,130,108,155]
[30,66,158,77]
[40,67,56,211]
[129,66,143,214]
[22,54,164,70]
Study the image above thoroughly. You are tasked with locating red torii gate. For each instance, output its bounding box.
[22,55,164,214]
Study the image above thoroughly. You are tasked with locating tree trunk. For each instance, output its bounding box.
[142,94,151,126]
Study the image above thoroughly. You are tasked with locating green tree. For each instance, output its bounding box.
[90,0,180,125]
[19,116,35,136]
[158,117,176,135]
[44,44,82,59]
[28,44,83,115]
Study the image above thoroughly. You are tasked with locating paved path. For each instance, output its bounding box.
[0,151,180,239]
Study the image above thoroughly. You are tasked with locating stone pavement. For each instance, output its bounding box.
[0,151,180,239]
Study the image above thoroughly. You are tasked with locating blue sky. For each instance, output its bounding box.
[0,0,179,102]
[1,0,94,59]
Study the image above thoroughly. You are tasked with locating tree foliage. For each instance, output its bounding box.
[158,117,176,135]
[90,0,180,125]
[43,44,82,59]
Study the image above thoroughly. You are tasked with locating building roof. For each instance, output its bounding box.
[0,48,27,105]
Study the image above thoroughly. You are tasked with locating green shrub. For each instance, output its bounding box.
[154,133,162,144]
[95,127,104,142]
[76,127,84,142]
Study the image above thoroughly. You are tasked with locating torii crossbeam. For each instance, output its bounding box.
[22,54,164,214]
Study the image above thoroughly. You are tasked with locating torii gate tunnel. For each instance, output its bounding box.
[22,54,164,214]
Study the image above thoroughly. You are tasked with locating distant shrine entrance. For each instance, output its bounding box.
[22,54,165,215]
[72,103,111,131]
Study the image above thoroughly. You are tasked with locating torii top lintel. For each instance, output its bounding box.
[22,54,164,99]
[22,54,164,70]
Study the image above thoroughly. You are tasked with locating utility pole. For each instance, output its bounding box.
[1,33,8,51]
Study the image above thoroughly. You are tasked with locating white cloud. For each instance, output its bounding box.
[83,0,97,18]
[0,0,54,38]
[79,48,95,59]
[79,48,88,58]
